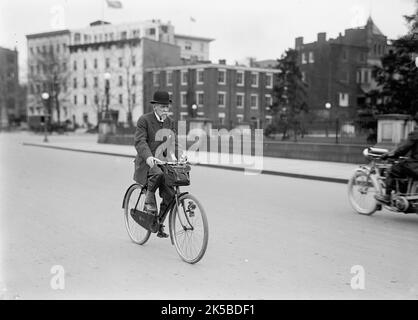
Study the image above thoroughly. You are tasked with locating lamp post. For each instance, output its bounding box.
[192,104,197,118]
[325,102,331,138]
[41,92,50,142]
[103,72,111,121]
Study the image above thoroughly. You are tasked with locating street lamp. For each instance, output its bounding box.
[103,72,111,121]
[41,92,50,142]
[192,104,197,118]
[325,102,331,138]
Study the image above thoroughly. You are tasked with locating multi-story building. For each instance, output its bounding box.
[174,34,214,62]
[26,19,213,127]
[0,46,23,128]
[295,17,388,120]
[144,61,279,129]
[26,29,72,127]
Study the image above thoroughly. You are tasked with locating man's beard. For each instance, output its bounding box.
[160,113,168,121]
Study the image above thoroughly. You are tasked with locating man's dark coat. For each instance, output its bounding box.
[133,112,180,185]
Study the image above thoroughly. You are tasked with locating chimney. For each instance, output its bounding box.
[295,37,303,49]
[317,32,326,43]
[219,59,226,65]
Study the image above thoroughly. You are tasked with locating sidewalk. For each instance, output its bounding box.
[20,132,360,184]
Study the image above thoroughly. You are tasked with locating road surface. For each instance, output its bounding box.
[1,132,417,299]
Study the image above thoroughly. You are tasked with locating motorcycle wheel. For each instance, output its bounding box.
[347,171,379,215]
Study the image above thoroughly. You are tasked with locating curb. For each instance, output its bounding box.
[22,142,348,184]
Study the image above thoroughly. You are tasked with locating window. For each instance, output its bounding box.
[148,28,155,35]
[301,52,307,64]
[217,92,226,107]
[200,42,205,52]
[132,55,136,66]
[167,71,173,86]
[83,77,87,88]
[339,92,349,107]
[30,66,34,75]
[180,112,188,120]
[94,59,98,69]
[250,94,258,109]
[265,94,272,108]
[342,49,347,61]
[121,31,127,40]
[153,72,159,86]
[83,59,87,69]
[73,78,77,89]
[119,75,123,86]
[74,95,77,105]
[84,95,87,105]
[132,94,136,105]
[94,95,99,105]
[185,41,192,50]
[251,73,258,87]
[105,58,110,69]
[236,93,244,109]
[218,112,225,125]
[309,51,314,63]
[132,74,136,86]
[181,70,188,85]
[119,57,123,67]
[236,71,244,86]
[359,52,366,62]
[181,91,187,108]
[94,77,98,88]
[73,60,77,71]
[341,71,349,83]
[62,62,67,72]
[196,91,204,106]
[218,69,226,84]
[196,69,204,84]
[266,73,273,88]
[119,94,123,104]
[237,114,244,123]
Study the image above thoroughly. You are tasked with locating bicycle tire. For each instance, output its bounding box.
[169,193,209,264]
[124,184,151,245]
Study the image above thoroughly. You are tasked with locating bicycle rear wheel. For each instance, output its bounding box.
[169,194,208,264]
[124,184,151,245]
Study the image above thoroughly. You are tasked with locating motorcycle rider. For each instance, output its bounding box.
[375,112,418,204]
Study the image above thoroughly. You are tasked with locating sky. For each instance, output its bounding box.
[0,0,416,83]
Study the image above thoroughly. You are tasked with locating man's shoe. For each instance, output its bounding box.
[144,191,157,214]
[375,194,390,204]
[157,225,169,238]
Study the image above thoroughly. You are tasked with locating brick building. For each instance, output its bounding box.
[144,62,279,129]
[0,46,25,128]
[295,17,388,120]
[26,19,214,127]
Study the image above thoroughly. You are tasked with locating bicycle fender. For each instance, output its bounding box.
[122,183,142,209]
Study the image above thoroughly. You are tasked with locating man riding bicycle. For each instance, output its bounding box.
[133,90,186,238]
[375,112,418,204]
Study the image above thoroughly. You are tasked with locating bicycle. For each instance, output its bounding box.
[122,161,209,264]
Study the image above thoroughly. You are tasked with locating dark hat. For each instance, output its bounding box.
[150,91,172,104]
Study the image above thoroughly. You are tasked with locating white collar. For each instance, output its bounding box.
[154,112,164,123]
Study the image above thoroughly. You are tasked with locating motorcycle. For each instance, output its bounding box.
[348,147,418,215]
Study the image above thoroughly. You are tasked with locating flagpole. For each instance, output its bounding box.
[102,0,105,21]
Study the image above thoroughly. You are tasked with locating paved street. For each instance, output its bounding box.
[1,132,418,299]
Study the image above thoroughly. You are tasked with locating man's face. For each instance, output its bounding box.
[153,103,170,120]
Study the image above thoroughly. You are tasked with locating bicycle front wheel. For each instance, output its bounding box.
[124,184,151,245]
[169,194,209,264]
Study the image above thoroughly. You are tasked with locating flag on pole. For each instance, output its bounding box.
[190,17,196,22]
[106,0,123,9]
